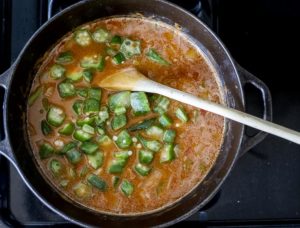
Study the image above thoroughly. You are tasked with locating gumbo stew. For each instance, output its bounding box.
[27,17,224,214]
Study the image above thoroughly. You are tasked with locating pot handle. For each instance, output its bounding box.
[0,66,16,163]
[236,64,273,155]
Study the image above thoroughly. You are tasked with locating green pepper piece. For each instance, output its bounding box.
[83,98,100,114]
[94,117,104,127]
[134,163,151,176]
[163,129,176,143]
[87,174,107,191]
[80,55,105,71]
[98,106,109,123]
[137,134,161,152]
[120,38,141,59]
[127,118,156,132]
[175,107,189,123]
[145,140,161,152]
[73,129,93,142]
[97,135,112,146]
[28,86,43,106]
[138,149,154,164]
[98,56,105,71]
[76,116,96,127]
[108,159,127,174]
[110,35,122,45]
[50,64,65,79]
[42,98,50,111]
[108,91,131,111]
[146,125,164,139]
[55,51,73,64]
[80,141,98,154]
[112,176,120,188]
[111,114,127,131]
[73,182,91,198]
[88,88,101,100]
[120,179,134,196]
[58,81,76,98]
[153,96,170,114]
[149,93,159,102]
[74,29,92,46]
[47,106,66,127]
[66,148,82,164]
[58,122,74,136]
[39,142,54,159]
[60,141,77,154]
[114,106,126,115]
[115,151,132,160]
[116,130,132,149]
[87,151,104,169]
[107,157,126,180]
[82,69,93,83]
[130,92,150,116]
[41,120,52,136]
[82,124,95,135]
[158,114,172,128]
[92,28,110,43]
[72,100,83,115]
[146,48,170,65]
[112,52,126,64]
[160,143,175,163]
[49,159,63,175]
[66,71,83,82]
[76,88,88,98]
[96,127,105,136]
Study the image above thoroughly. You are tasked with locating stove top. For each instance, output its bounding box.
[1,0,300,227]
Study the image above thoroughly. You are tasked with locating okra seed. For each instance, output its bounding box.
[56,108,63,115]
[113,136,118,141]
[54,139,64,148]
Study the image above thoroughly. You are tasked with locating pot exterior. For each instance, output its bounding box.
[3,0,244,226]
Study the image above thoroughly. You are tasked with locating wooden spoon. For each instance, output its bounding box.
[96,67,300,145]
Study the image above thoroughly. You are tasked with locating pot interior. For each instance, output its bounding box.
[5,0,244,226]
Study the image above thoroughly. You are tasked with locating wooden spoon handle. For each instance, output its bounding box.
[135,79,300,145]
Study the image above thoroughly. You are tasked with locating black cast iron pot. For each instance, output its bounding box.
[0,0,272,226]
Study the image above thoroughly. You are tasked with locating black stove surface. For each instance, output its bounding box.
[1,0,300,227]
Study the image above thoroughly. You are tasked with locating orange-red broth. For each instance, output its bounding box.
[27,17,224,214]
